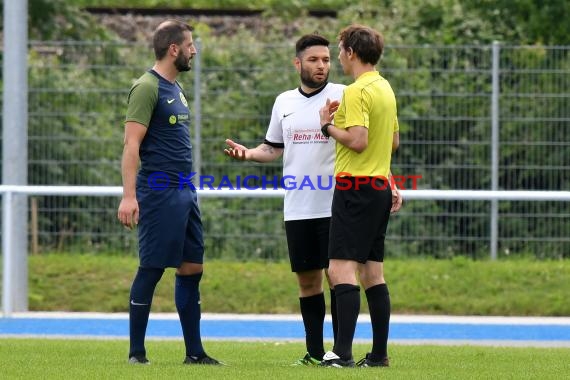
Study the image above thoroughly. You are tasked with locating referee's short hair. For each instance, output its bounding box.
[338,24,384,65]
[295,33,330,57]
[153,20,194,60]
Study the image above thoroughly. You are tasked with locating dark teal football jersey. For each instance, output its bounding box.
[126,69,193,186]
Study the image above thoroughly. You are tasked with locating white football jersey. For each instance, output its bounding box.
[265,82,345,221]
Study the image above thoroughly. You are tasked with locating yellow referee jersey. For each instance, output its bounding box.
[333,71,399,177]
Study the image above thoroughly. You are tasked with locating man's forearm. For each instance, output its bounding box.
[323,124,368,153]
[248,143,283,163]
[121,146,139,198]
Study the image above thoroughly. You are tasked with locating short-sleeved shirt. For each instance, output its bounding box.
[126,69,193,187]
[333,71,398,177]
[265,82,345,221]
[126,70,202,268]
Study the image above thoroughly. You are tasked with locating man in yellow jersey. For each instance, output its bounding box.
[318,24,399,368]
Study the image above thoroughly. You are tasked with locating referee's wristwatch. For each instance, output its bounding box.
[321,122,333,138]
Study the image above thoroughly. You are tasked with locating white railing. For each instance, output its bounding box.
[3,185,570,199]
[2,185,570,317]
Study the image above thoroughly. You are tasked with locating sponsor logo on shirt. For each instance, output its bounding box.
[168,114,189,125]
[287,128,329,144]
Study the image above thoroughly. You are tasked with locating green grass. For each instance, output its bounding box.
[26,254,570,316]
[6,255,570,379]
[0,340,568,379]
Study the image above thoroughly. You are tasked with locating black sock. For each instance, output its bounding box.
[366,283,391,361]
[332,283,360,360]
[329,288,338,345]
[176,272,205,358]
[129,267,164,357]
[299,293,326,359]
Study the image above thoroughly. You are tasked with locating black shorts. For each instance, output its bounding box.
[284,217,330,272]
[329,177,392,263]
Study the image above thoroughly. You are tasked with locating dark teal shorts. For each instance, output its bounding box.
[136,186,204,268]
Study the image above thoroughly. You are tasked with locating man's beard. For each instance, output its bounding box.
[175,54,191,72]
[300,67,328,89]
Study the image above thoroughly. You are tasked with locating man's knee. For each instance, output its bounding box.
[358,262,385,288]
[327,259,358,285]
[297,270,323,293]
[177,262,203,276]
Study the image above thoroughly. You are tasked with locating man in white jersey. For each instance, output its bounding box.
[225,34,343,365]
[225,34,402,365]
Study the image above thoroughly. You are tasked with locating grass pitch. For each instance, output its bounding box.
[0,339,568,379]
[28,255,570,315]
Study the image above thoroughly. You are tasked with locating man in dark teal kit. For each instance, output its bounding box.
[117,20,221,365]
